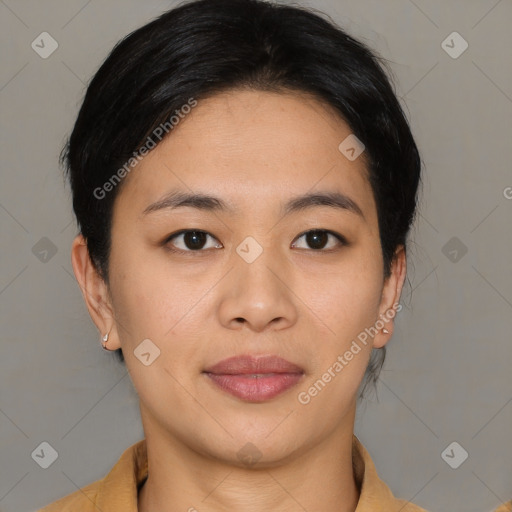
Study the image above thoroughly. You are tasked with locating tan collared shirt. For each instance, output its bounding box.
[39,435,469,511]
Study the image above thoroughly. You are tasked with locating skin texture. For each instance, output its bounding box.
[71,89,406,512]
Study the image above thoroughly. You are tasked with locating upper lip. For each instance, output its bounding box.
[203,355,304,375]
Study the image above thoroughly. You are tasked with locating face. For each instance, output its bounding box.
[79,89,404,466]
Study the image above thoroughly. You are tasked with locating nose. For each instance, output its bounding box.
[216,247,298,333]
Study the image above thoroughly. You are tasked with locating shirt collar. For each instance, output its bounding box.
[95,435,421,511]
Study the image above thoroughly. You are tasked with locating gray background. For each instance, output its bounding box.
[0,0,511,511]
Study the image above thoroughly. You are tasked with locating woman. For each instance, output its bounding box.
[40,0,431,510]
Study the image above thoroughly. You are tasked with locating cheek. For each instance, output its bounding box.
[294,271,381,421]
[294,245,383,398]
[108,245,221,384]
[108,234,197,331]
[302,250,383,340]
[108,254,208,404]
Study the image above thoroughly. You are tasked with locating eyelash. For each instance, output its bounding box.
[162,229,348,254]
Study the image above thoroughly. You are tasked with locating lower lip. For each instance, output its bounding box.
[205,373,303,402]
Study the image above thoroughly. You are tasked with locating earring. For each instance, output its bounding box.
[382,328,389,334]
[101,331,111,350]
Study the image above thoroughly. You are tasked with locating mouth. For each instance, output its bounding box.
[203,355,305,402]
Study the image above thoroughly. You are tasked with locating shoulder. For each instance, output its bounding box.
[37,439,147,512]
[390,498,430,512]
[494,500,512,512]
[37,480,100,511]
[352,435,431,511]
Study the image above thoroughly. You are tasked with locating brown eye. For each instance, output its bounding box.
[165,230,222,252]
[291,229,346,251]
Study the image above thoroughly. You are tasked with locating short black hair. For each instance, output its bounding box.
[62,0,422,396]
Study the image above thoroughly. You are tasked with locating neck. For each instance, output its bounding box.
[138,411,359,512]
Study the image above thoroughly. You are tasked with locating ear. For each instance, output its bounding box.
[372,245,407,349]
[71,234,121,350]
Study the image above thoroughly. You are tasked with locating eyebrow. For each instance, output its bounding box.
[142,189,365,220]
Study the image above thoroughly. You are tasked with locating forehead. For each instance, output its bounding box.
[114,89,377,225]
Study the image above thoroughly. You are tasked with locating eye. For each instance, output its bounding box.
[291,229,347,251]
[164,230,223,252]
[163,228,346,254]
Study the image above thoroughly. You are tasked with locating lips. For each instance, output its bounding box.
[203,355,304,402]
[204,355,304,375]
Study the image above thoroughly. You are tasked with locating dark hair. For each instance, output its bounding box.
[62,0,421,396]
